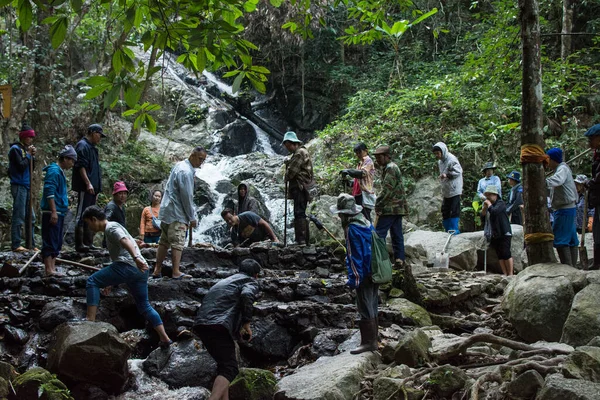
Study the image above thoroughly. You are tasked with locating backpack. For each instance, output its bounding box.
[370,230,392,284]
[151,215,162,230]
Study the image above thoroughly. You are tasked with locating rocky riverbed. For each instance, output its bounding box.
[1,240,600,400]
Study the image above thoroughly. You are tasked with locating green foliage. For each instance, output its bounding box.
[100,139,170,184]
[184,104,208,125]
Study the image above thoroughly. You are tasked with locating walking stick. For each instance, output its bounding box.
[18,250,40,275]
[55,258,101,272]
[188,225,193,247]
[25,151,33,249]
[283,172,288,248]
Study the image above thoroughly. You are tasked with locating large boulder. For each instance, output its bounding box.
[561,283,600,346]
[394,328,431,367]
[562,346,600,382]
[536,373,600,400]
[502,263,587,342]
[142,339,217,389]
[12,367,72,400]
[406,177,443,228]
[241,319,296,361]
[383,298,432,327]
[229,368,277,400]
[47,321,131,394]
[39,301,76,332]
[274,351,380,400]
[404,230,477,270]
[426,365,468,398]
[194,178,217,217]
[460,224,525,272]
[216,120,257,156]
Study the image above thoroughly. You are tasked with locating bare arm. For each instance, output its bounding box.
[258,219,278,242]
[119,237,148,272]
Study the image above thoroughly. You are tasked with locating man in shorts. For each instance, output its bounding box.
[194,259,261,400]
[221,209,279,247]
[152,147,207,279]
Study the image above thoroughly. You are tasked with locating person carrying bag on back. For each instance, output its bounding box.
[330,193,380,354]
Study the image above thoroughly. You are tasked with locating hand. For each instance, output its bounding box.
[190,220,198,228]
[50,211,58,225]
[134,256,149,272]
[28,145,36,156]
[86,182,95,195]
[273,238,280,243]
[240,322,253,341]
[440,173,447,180]
[339,169,349,177]
[483,200,492,208]
[101,286,112,296]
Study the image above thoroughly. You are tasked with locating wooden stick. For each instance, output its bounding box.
[55,258,101,271]
[18,250,40,275]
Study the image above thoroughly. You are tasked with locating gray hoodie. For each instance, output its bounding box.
[434,142,463,198]
[546,162,577,210]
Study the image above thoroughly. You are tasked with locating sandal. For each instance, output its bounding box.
[172,273,192,280]
[151,274,162,279]
[159,339,173,348]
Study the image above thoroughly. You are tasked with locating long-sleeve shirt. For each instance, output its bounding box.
[434,142,463,198]
[506,184,523,225]
[140,206,161,236]
[375,161,409,216]
[285,146,313,192]
[546,162,577,210]
[72,137,102,193]
[477,175,502,200]
[159,159,197,225]
[8,142,35,188]
[41,163,69,214]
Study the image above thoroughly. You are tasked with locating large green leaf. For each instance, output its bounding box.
[231,71,244,94]
[49,15,69,49]
[17,0,33,32]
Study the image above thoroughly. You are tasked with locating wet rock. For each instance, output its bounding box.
[0,260,19,278]
[194,178,217,217]
[0,361,16,381]
[384,298,432,327]
[217,120,257,156]
[47,321,131,394]
[215,179,235,194]
[425,365,468,397]
[4,325,29,345]
[39,301,76,332]
[242,319,296,361]
[208,109,237,130]
[12,367,71,400]
[229,368,277,400]
[502,263,585,342]
[506,369,544,399]
[143,339,217,389]
[536,373,600,400]
[562,346,600,382]
[561,283,600,346]
[394,328,431,367]
[310,329,354,357]
[404,230,477,270]
[70,383,110,400]
[274,351,380,400]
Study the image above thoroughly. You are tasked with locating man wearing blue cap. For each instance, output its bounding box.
[282,131,314,245]
[506,171,523,225]
[546,147,579,266]
[585,123,600,269]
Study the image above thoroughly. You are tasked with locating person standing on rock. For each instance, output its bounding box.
[481,185,513,275]
[152,147,207,279]
[546,147,579,267]
[221,209,279,246]
[82,206,173,348]
[340,143,376,222]
[585,123,600,270]
[282,131,314,245]
[102,181,129,248]
[140,190,163,244]
[194,259,261,400]
[373,145,409,267]
[506,171,523,225]
[73,124,105,252]
[432,142,463,234]
[41,145,77,276]
[236,182,260,215]
[477,162,502,201]
[574,174,593,233]
[330,193,378,354]
[8,123,37,252]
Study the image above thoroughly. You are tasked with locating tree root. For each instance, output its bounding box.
[470,371,504,400]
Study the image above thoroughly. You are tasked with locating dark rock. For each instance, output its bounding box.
[242,319,296,361]
[507,369,544,399]
[70,383,110,400]
[277,287,294,302]
[0,361,16,381]
[229,368,277,400]
[215,179,235,194]
[143,339,217,389]
[381,341,399,364]
[0,261,19,278]
[47,321,131,394]
[217,120,257,156]
[373,376,424,400]
[208,109,237,130]
[39,301,75,332]
[562,346,600,382]
[561,283,600,346]
[394,328,431,367]
[426,365,468,397]
[4,325,29,345]
[295,284,316,297]
[536,373,600,400]
[193,178,217,217]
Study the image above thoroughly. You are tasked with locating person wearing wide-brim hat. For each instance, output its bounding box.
[330,193,379,354]
[585,123,600,269]
[477,161,502,201]
[481,185,513,275]
[546,147,579,267]
[282,131,314,245]
[505,171,523,225]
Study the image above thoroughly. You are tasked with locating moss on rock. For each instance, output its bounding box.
[13,367,73,400]
[229,368,277,400]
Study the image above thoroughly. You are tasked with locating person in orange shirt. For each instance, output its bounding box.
[140,190,162,244]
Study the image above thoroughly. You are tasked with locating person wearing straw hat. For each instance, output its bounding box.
[546,147,579,267]
[41,145,77,276]
[372,145,408,267]
[8,123,37,252]
[330,193,379,354]
[477,162,502,201]
[574,174,594,233]
[506,171,523,225]
[585,123,600,270]
[481,185,513,275]
[282,131,314,245]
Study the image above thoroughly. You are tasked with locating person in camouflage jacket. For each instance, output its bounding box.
[373,146,408,265]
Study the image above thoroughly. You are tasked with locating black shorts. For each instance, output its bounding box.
[441,195,461,219]
[196,325,239,382]
[491,235,512,260]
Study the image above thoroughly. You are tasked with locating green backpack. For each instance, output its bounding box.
[371,230,393,283]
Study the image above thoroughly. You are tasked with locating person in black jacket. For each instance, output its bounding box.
[505,171,523,225]
[482,185,513,275]
[586,123,600,270]
[194,259,261,400]
[73,124,105,252]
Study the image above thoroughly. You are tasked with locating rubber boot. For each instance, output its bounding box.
[351,319,378,354]
[75,226,89,253]
[294,219,308,245]
[83,224,101,251]
[557,247,572,266]
[570,247,579,268]
[591,245,600,270]
[442,219,450,232]
[448,218,460,234]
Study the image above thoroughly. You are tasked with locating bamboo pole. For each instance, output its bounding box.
[55,258,101,272]
[18,250,40,275]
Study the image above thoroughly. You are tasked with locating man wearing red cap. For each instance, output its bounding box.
[8,123,37,252]
[102,181,128,248]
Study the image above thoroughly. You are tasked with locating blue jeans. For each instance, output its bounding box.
[86,262,163,327]
[11,184,35,249]
[552,208,579,248]
[376,215,405,261]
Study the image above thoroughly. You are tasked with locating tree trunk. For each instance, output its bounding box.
[519,0,556,265]
[561,0,573,60]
